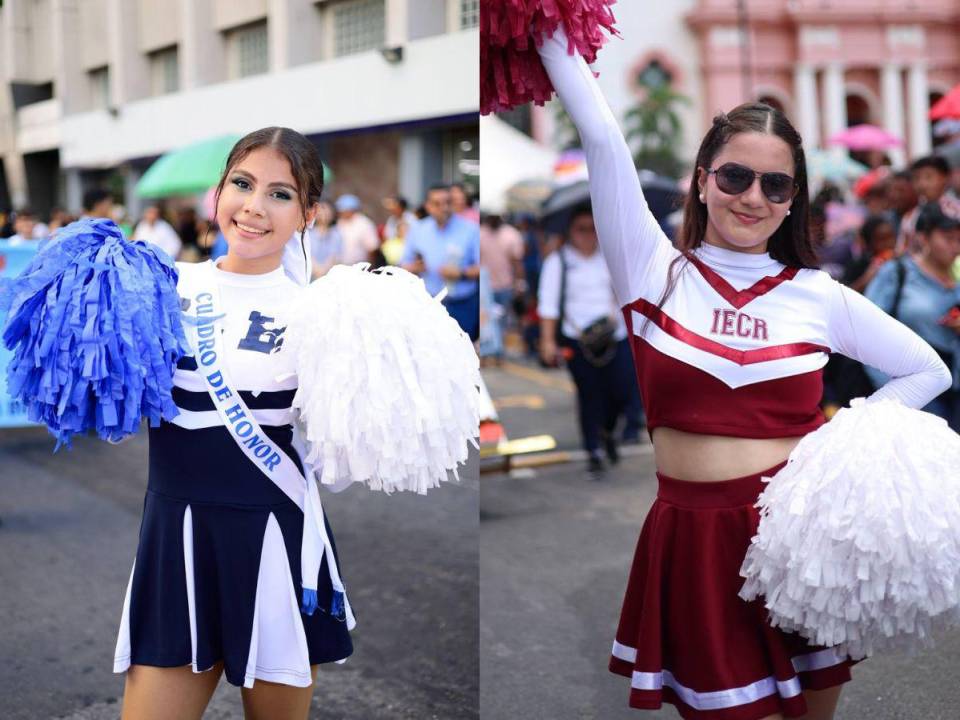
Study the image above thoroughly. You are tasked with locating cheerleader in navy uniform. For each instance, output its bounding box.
[536,24,951,720]
[113,128,352,720]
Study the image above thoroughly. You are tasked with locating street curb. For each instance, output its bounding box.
[481,442,653,474]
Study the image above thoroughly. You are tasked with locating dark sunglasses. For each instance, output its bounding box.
[706,162,796,204]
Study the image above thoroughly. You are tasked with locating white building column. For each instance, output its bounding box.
[386,0,410,46]
[881,62,907,168]
[907,62,932,159]
[179,0,225,90]
[269,0,322,71]
[50,0,87,115]
[64,168,83,215]
[398,132,425,205]
[793,63,820,150]
[123,166,144,222]
[4,151,29,210]
[1,0,28,81]
[822,62,847,143]
[107,0,149,105]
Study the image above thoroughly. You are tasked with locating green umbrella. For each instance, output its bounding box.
[136,135,241,198]
[806,149,868,183]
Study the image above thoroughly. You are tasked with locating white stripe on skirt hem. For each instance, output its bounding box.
[613,640,846,710]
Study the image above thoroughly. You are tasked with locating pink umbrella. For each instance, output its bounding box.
[827,124,903,151]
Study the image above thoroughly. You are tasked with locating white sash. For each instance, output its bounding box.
[186,280,356,629]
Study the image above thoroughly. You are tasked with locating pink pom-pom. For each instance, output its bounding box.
[481,0,619,115]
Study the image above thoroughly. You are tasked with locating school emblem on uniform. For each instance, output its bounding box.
[709,308,769,341]
[238,310,286,354]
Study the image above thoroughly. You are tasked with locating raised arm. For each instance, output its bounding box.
[536,26,677,306]
[829,279,951,408]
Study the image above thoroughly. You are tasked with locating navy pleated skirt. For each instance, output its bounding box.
[113,421,353,688]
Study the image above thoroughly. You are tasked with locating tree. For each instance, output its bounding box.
[623,63,689,179]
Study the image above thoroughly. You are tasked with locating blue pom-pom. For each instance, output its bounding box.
[301,588,318,616]
[0,218,189,449]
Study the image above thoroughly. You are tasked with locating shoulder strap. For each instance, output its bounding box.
[557,246,568,341]
[891,257,907,320]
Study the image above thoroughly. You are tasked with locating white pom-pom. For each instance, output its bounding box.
[739,397,960,660]
[285,264,479,494]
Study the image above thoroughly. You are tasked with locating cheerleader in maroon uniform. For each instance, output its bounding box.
[536,25,950,720]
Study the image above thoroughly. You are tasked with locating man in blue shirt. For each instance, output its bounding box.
[402,184,480,340]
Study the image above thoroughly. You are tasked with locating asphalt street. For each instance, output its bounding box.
[0,426,478,720]
[480,361,960,720]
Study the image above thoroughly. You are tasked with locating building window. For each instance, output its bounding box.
[333,0,385,57]
[636,59,672,91]
[89,66,110,110]
[444,127,479,194]
[149,46,179,96]
[459,0,479,29]
[229,21,269,79]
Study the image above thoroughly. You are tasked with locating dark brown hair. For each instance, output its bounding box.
[213,126,324,246]
[645,103,819,332]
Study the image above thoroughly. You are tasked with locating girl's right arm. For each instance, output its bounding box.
[536,27,678,306]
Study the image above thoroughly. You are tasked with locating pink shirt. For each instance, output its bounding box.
[480,224,524,291]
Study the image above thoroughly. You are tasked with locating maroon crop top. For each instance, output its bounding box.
[624,311,826,439]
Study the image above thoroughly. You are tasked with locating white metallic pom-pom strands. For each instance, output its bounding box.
[739,398,960,660]
[286,264,480,494]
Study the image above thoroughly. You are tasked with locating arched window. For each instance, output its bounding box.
[636,59,673,91]
[845,94,871,127]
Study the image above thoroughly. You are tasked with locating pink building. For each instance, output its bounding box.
[686,0,960,164]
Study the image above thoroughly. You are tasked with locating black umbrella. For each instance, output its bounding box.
[539,169,684,236]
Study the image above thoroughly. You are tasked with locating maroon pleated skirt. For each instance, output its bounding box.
[608,462,857,719]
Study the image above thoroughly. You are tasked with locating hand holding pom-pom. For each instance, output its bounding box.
[481,0,619,114]
[739,398,960,659]
[286,263,480,494]
[0,219,189,448]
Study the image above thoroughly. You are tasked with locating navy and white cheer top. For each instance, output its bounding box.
[168,259,298,432]
[538,29,950,437]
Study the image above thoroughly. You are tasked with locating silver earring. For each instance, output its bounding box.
[786,209,791,216]
[699,193,705,203]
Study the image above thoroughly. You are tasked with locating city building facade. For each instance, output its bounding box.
[0,0,479,221]
[523,0,960,170]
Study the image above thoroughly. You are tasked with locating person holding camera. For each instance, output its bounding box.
[538,205,643,475]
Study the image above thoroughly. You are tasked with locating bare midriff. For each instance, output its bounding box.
[652,427,803,482]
